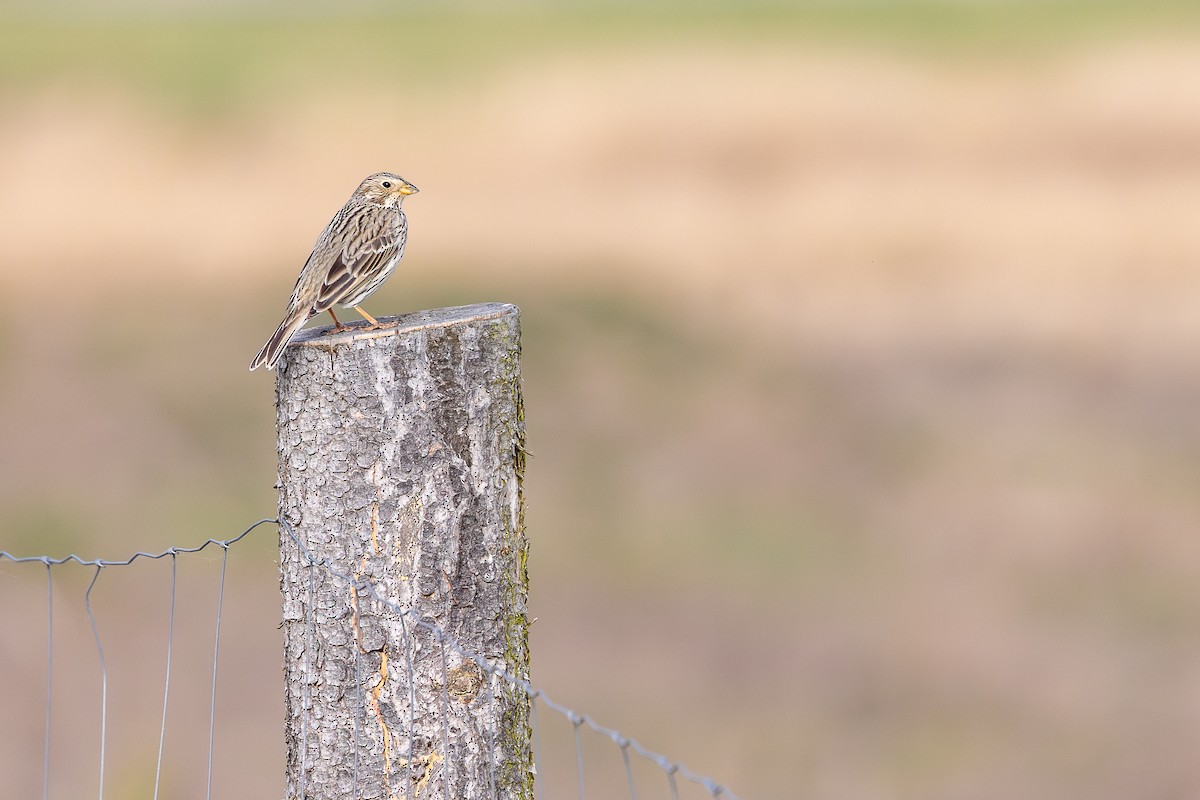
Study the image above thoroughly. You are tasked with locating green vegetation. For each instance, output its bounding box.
[1,2,1199,110]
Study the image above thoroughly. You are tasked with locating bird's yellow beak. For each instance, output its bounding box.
[399,183,419,196]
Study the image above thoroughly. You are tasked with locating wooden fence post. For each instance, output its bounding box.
[274,303,532,800]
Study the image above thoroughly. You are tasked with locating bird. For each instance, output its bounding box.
[249,172,419,371]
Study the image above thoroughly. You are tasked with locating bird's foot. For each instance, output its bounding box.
[352,305,391,330]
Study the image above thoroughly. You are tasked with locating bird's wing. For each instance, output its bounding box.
[312,206,404,312]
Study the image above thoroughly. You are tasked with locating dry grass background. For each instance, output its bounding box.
[2,5,1200,799]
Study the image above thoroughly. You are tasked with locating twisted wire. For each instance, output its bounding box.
[275,516,741,800]
[0,519,273,567]
[1,518,742,800]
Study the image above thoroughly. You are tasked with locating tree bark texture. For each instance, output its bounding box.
[275,303,532,800]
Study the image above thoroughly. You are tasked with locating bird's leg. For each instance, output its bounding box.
[353,305,384,329]
[327,308,346,330]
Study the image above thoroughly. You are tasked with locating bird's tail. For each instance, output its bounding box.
[249,313,309,371]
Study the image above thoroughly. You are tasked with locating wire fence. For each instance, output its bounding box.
[0,518,742,800]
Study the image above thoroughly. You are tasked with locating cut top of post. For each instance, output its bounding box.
[287,302,519,350]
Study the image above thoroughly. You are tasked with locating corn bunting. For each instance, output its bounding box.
[249,172,419,371]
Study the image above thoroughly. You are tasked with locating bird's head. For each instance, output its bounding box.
[355,172,420,207]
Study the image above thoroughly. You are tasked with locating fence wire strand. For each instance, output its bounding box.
[1,518,742,800]
[83,565,107,800]
[153,554,177,800]
[572,712,587,800]
[621,737,638,800]
[42,564,53,800]
[205,544,229,800]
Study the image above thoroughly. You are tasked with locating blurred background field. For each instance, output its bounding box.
[3,2,1200,798]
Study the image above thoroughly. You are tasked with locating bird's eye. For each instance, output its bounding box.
[382,181,392,188]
